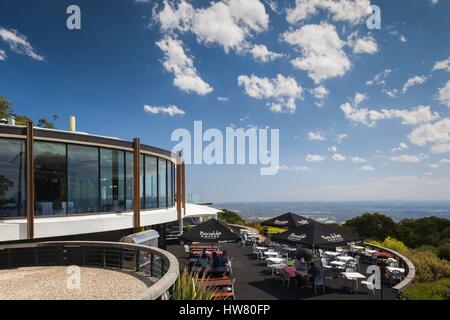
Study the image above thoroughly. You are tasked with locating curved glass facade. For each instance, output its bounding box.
[0,137,176,218]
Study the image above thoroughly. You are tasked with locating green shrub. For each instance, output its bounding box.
[402,279,450,300]
[437,242,450,261]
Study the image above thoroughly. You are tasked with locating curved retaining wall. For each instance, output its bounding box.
[0,241,179,300]
[365,242,416,292]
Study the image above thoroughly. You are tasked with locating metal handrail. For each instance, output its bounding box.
[0,241,179,300]
[364,242,416,292]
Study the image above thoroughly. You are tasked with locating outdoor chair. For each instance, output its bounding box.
[321,257,333,269]
[280,267,297,290]
[314,274,325,295]
[344,267,359,291]
[390,270,403,286]
[361,279,376,295]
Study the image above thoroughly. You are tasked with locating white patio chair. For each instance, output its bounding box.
[314,274,325,295]
[361,279,376,295]
[321,257,333,269]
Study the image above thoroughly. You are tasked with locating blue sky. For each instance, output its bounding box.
[1,0,450,202]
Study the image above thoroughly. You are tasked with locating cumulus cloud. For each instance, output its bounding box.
[430,143,450,154]
[156,36,213,95]
[437,80,450,108]
[402,75,427,93]
[282,22,351,83]
[156,0,269,53]
[308,131,326,141]
[408,118,450,146]
[311,85,329,107]
[349,34,378,55]
[0,27,44,61]
[306,154,326,162]
[332,153,346,161]
[144,104,186,116]
[366,69,392,86]
[392,142,409,152]
[0,49,5,60]
[328,146,338,153]
[361,164,375,171]
[249,44,283,62]
[237,74,303,113]
[351,156,367,163]
[386,154,426,163]
[286,0,372,25]
[335,133,349,144]
[341,93,440,127]
[433,56,450,72]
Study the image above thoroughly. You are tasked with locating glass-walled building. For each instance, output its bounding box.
[0,126,176,219]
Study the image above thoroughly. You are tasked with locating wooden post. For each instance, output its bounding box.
[25,122,34,240]
[181,162,186,217]
[176,154,182,220]
[133,138,141,228]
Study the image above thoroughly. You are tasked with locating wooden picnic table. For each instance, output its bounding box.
[212,291,234,299]
[191,266,231,276]
[198,278,233,287]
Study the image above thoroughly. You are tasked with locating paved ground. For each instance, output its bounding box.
[167,242,398,300]
[0,266,149,300]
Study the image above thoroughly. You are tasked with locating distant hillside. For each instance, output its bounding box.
[218,209,246,225]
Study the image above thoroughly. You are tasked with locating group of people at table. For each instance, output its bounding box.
[254,243,405,294]
[184,244,235,299]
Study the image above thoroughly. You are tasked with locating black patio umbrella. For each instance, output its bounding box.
[180,219,240,243]
[261,212,314,229]
[271,222,362,248]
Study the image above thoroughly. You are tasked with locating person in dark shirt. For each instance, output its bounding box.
[212,251,223,268]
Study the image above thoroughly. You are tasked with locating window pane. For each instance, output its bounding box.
[125,152,134,211]
[68,145,99,214]
[100,149,125,213]
[158,158,167,208]
[0,139,25,218]
[35,142,67,216]
[145,156,157,209]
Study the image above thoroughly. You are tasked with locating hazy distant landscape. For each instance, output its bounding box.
[214,201,450,223]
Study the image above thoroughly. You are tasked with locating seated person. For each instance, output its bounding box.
[294,257,308,273]
[212,251,224,268]
[221,250,230,266]
[199,253,210,269]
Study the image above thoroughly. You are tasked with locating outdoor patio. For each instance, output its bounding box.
[167,242,399,300]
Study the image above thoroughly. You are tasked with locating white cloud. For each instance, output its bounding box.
[431,0,439,5]
[335,133,349,144]
[392,142,409,152]
[282,22,351,83]
[386,154,425,163]
[361,164,375,171]
[409,118,450,146]
[144,104,186,116]
[430,143,450,154]
[354,92,368,106]
[0,27,44,61]
[350,35,378,55]
[439,158,450,164]
[156,0,269,53]
[341,94,440,127]
[366,69,392,86]
[286,0,372,25]
[351,156,367,163]
[332,153,346,161]
[0,49,5,60]
[433,56,450,72]
[156,36,213,95]
[308,131,326,141]
[237,74,303,113]
[383,88,399,98]
[217,96,229,102]
[328,146,338,153]
[402,75,427,93]
[306,154,326,162]
[249,44,283,62]
[311,85,329,107]
[437,80,450,107]
[279,165,309,171]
